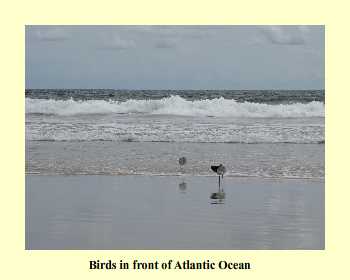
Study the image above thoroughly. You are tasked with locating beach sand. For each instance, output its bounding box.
[26,175,324,250]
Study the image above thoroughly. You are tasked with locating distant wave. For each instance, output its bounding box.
[26,96,325,118]
[28,138,325,144]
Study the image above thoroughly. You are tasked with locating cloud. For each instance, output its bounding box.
[119,25,215,40]
[99,35,136,50]
[35,28,70,42]
[259,26,308,45]
[150,25,216,39]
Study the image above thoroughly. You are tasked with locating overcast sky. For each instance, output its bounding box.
[25,25,324,89]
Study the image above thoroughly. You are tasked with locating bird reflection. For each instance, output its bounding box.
[178,181,187,192]
[210,182,225,204]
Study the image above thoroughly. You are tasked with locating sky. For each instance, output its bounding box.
[25,25,324,90]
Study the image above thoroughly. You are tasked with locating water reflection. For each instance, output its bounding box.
[178,181,187,192]
[26,175,324,249]
[210,183,225,204]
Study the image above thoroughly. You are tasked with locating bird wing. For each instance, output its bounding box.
[211,165,219,173]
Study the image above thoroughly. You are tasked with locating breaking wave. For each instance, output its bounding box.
[26,96,324,118]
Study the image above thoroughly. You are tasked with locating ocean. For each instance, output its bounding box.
[25,89,325,249]
[25,89,324,179]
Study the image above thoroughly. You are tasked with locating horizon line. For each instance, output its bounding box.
[25,88,325,91]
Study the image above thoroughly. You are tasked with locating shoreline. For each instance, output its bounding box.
[25,173,325,182]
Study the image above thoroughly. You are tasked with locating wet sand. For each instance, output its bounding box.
[26,175,324,250]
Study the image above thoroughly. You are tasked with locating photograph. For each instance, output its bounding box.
[25,25,324,250]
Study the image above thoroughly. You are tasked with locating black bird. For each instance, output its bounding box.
[211,164,226,186]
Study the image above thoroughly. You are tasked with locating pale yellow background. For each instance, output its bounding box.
[0,0,346,279]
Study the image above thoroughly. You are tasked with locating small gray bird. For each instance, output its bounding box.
[179,157,187,172]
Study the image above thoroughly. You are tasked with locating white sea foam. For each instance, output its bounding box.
[26,96,324,118]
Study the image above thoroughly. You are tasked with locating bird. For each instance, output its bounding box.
[211,164,226,187]
[179,156,186,166]
[178,157,187,172]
